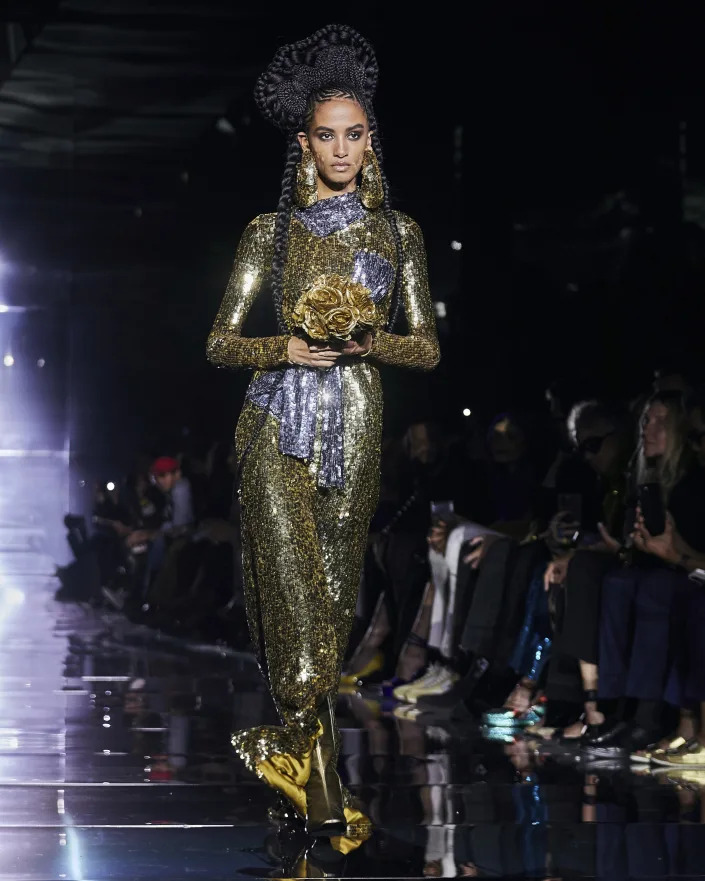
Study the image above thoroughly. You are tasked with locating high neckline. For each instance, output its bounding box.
[294,190,367,238]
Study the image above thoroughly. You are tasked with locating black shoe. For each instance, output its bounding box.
[582,719,630,749]
[552,718,587,744]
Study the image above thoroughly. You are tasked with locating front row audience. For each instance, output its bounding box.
[57,377,705,770]
[343,383,705,770]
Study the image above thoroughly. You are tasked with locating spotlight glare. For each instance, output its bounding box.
[37,358,45,368]
[106,482,115,492]
[3,353,14,367]
[450,240,463,251]
[462,408,472,417]
[0,304,8,313]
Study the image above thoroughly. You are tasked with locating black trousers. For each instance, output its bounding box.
[459,537,517,658]
[558,549,617,666]
[383,531,430,665]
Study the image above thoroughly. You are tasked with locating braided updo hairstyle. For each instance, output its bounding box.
[254,24,404,335]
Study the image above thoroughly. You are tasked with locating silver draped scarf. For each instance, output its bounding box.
[246,247,394,489]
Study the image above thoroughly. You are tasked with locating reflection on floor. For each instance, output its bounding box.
[1,550,705,880]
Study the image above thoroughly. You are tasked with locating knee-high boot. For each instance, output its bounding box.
[305,694,346,837]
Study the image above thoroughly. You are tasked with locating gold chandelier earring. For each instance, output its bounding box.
[359,147,384,210]
[295,149,318,208]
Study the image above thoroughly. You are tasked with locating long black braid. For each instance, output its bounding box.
[269,137,301,334]
[367,112,404,331]
[254,24,405,334]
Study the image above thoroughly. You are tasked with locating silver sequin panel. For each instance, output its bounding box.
[294,192,367,238]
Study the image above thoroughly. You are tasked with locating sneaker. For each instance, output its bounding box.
[630,734,687,764]
[398,664,447,701]
[393,704,422,722]
[406,668,459,703]
[393,663,440,701]
[652,739,705,768]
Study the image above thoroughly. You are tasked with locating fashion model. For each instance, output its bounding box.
[206,23,439,844]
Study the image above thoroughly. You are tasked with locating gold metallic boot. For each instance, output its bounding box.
[305,695,346,838]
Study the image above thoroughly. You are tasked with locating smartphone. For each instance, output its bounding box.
[638,483,666,536]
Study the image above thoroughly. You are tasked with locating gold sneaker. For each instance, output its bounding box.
[652,739,705,767]
[660,768,705,791]
[630,734,687,764]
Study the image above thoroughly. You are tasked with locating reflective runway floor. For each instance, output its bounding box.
[2,550,705,880]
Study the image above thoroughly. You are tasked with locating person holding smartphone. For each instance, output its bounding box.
[627,398,705,769]
[594,391,705,753]
[541,400,633,741]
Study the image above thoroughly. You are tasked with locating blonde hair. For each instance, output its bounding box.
[635,391,692,498]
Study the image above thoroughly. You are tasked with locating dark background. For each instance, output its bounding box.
[0,2,704,519]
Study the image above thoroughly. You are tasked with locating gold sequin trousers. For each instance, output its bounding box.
[231,363,382,827]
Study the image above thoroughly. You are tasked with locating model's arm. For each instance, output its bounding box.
[206,216,292,370]
[367,216,440,371]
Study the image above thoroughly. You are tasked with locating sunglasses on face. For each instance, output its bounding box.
[578,432,614,457]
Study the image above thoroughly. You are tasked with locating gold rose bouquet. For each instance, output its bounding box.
[291,274,378,346]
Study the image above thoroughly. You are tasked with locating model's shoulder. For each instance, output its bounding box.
[392,211,423,240]
[244,213,277,235]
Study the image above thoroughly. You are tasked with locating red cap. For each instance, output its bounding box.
[150,456,179,477]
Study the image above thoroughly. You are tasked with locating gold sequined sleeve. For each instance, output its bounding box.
[206,215,291,370]
[368,214,440,371]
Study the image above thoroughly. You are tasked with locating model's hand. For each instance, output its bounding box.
[288,336,342,369]
[342,332,373,357]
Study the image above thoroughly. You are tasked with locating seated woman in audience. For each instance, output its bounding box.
[543,400,634,740]
[592,390,705,750]
[628,393,705,764]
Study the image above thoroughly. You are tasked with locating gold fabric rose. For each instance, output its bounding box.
[306,281,341,313]
[298,306,328,341]
[325,306,359,339]
[344,283,377,328]
[291,274,377,342]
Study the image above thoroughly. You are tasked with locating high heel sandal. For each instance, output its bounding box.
[551,689,604,743]
[483,701,546,728]
[305,696,347,838]
[482,678,544,729]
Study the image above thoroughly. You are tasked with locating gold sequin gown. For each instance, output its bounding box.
[206,191,439,831]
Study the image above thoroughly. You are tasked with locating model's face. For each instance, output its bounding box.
[298,98,371,196]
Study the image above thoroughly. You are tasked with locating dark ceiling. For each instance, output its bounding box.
[0,1,269,170]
